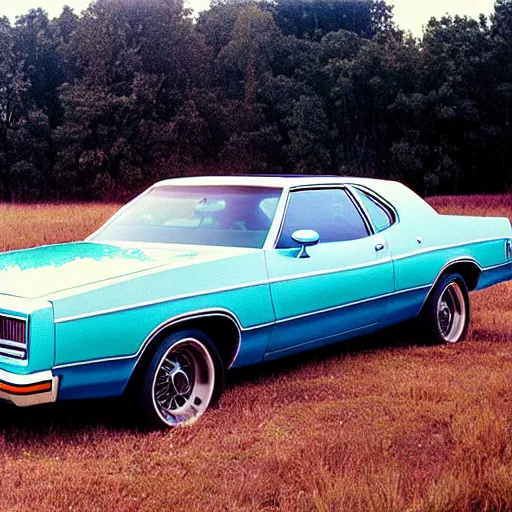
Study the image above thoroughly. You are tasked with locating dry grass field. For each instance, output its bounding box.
[1,196,512,511]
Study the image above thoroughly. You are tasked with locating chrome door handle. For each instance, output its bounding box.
[375,244,385,252]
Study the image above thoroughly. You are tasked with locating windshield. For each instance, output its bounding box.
[91,186,283,249]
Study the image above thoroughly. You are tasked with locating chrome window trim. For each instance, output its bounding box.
[270,184,374,250]
[348,183,399,225]
[348,185,397,234]
[262,187,289,250]
[345,187,375,236]
[270,185,292,249]
[346,185,377,234]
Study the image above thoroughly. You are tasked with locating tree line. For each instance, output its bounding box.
[1,0,512,201]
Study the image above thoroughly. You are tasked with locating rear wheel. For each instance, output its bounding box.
[137,329,224,429]
[419,273,470,344]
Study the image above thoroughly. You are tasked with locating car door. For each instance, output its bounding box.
[264,186,395,356]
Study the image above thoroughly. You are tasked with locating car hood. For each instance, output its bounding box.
[0,241,254,299]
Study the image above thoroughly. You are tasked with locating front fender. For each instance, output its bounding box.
[0,294,55,375]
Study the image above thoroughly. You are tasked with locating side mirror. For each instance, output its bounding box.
[292,229,320,259]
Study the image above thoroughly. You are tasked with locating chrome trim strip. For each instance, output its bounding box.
[266,323,378,356]
[53,353,137,369]
[407,256,510,316]
[268,257,392,284]
[0,346,25,358]
[481,260,512,272]
[274,284,431,325]
[0,339,26,350]
[244,321,274,331]
[54,258,396,323]
[54,280,270,323]
[0,368,54,385]
[50,251,510,370]
[52,285,432,371]
[135,309,242,370]
[416,257,482,313]
[0,312,27,321]
[53,250,506,325]
[393,237,508,262]
[54,309,245,370]
[0,369,58,407]
[288,182,355,191]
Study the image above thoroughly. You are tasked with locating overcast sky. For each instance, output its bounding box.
[0,0,497,37]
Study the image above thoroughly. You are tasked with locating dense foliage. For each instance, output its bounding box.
[1,0,512,200]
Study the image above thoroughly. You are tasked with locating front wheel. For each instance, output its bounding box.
[419,273,470,344]
[137,330,224,429]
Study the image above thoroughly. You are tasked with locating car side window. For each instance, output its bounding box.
[353,188,395,233]
[276,188,369,248]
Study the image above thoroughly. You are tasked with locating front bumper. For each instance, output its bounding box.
[0,368,59,407]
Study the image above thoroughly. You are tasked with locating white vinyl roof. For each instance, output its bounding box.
[154,175,387,189]
[152,175,436,217]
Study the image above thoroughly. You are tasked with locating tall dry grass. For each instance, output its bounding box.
[0,197,511,511]
[0,203,120,252]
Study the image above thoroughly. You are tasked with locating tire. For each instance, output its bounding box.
[136,329,225,430]
[419,272,470,344]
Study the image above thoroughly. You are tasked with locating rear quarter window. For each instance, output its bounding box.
[354,188,395,233]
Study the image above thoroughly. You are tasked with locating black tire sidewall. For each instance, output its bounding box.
[422,272,470,344]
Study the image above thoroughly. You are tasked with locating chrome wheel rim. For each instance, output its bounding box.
[152,338,215,427]
[437,282,466,342]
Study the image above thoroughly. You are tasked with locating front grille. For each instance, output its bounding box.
[0,316,27,360]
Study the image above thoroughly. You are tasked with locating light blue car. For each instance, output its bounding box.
[1,176,511,428]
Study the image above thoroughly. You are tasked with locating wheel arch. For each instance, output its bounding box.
[419,258,481,314]
[128,309,242,389]
[436,258,481,291]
